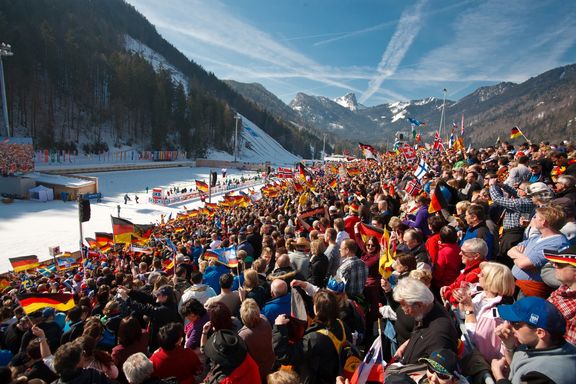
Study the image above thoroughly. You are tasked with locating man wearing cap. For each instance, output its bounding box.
[344,202,361,239]
[418,349,467,384]
[491,296,576,384]
[544,244,576,345]
[504,155,531,187]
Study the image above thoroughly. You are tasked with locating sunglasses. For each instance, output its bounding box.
[510,321,536,330]
[427,367,453,381]
[552,262,572,269]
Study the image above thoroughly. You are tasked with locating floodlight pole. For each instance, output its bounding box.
[233,115,241,163]
[438,88,447,140]
[0,43,13,137]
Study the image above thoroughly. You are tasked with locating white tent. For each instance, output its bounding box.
[29,185,54,202]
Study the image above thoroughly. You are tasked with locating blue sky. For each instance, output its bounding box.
[125,0,576,107]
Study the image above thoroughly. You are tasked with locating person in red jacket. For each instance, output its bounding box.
[432,226,462,295]
[150,323,202,384]
[440,238,487,306]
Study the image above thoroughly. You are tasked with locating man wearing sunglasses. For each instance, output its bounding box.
[491,296,576,384]
[544,244,576,345]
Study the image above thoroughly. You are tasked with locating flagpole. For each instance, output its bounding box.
[439,88,447,140]
[377,318,386,373]
[77,198,84,279]
[520,131,532,145]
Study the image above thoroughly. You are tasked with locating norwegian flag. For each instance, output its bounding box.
[405,180,422,196]
[277,167,294,179]
[433,131,445,151]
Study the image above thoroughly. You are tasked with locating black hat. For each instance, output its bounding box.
[204,329,247,368]
[154,285,174,297]
[418,349,458,376]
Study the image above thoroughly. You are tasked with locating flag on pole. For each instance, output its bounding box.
[460,114,465,135]
[9,256,39,272]
[358,143,379,162]
[428,184,448,214]
[449,130,455,148]
[414,158,430,181]
[38,264,57,277]
[195,180,209,193]
[433,131,444,151]
[203,246,238,267]
[510,126,522,139]
[405,180,422,196]
[111,217,134,244]
[350,335,385,384]
[17,293,75,315]
[378,227,394,278]
[406,117,426,126]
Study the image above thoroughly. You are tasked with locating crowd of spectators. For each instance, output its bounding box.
[1,139,576,383]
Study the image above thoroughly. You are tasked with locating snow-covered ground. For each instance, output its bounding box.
[0,167,260,273]
[0,112,302,273]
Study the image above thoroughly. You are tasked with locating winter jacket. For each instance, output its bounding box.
[432,243,461,290]
[272,320,347,384]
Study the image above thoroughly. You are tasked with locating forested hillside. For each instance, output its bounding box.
[0,0,321,157]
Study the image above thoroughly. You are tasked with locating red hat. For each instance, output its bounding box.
[73,274,82,282]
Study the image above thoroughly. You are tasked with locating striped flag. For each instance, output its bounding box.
[460,114,465,135]
[17,293,75,314]
[449,130,455,148]
[428,184,448,214]
[112,217,134,244]
[195,180,209,193]
[510,126,522,139]
[9,256,40,272]
[351,335,385,383]
[203,246,238,268]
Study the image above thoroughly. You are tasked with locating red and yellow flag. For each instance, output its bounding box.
[9,255,39,272]
[112,217,134,244]
[17,293,75,314]
[510,126,522,139]
[195,180,209,193]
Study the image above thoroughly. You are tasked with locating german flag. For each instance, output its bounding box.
[111,217,134,244]
[358,223,383,244]
[347,166,361,177]
[95,232,114,247]
[0,278,10,293]
[297,163,311,180]
[510,126,522,139]
[133,224,154,241]
[329,179,338,190]
[17,293,75,315]
[196,180,209,194]
[293,182,304,193]
[9,255,39,272]
[428,184,448,214]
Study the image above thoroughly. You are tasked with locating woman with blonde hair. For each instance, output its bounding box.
[453,261,515,363]
[239,269,266,308]
[238,299,275,382]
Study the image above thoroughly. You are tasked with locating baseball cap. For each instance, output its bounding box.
[543,244,576,268]
[418,349,458,377]
[497,296,566,334]
[526,182,552,197]
[326,277,346,293]
[42,307,56,318]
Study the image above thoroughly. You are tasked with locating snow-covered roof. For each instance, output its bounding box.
[23,172,95,188]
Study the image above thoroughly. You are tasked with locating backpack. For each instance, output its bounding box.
[316,319,362,380]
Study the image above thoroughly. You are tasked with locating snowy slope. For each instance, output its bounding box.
[207,114,301,166]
